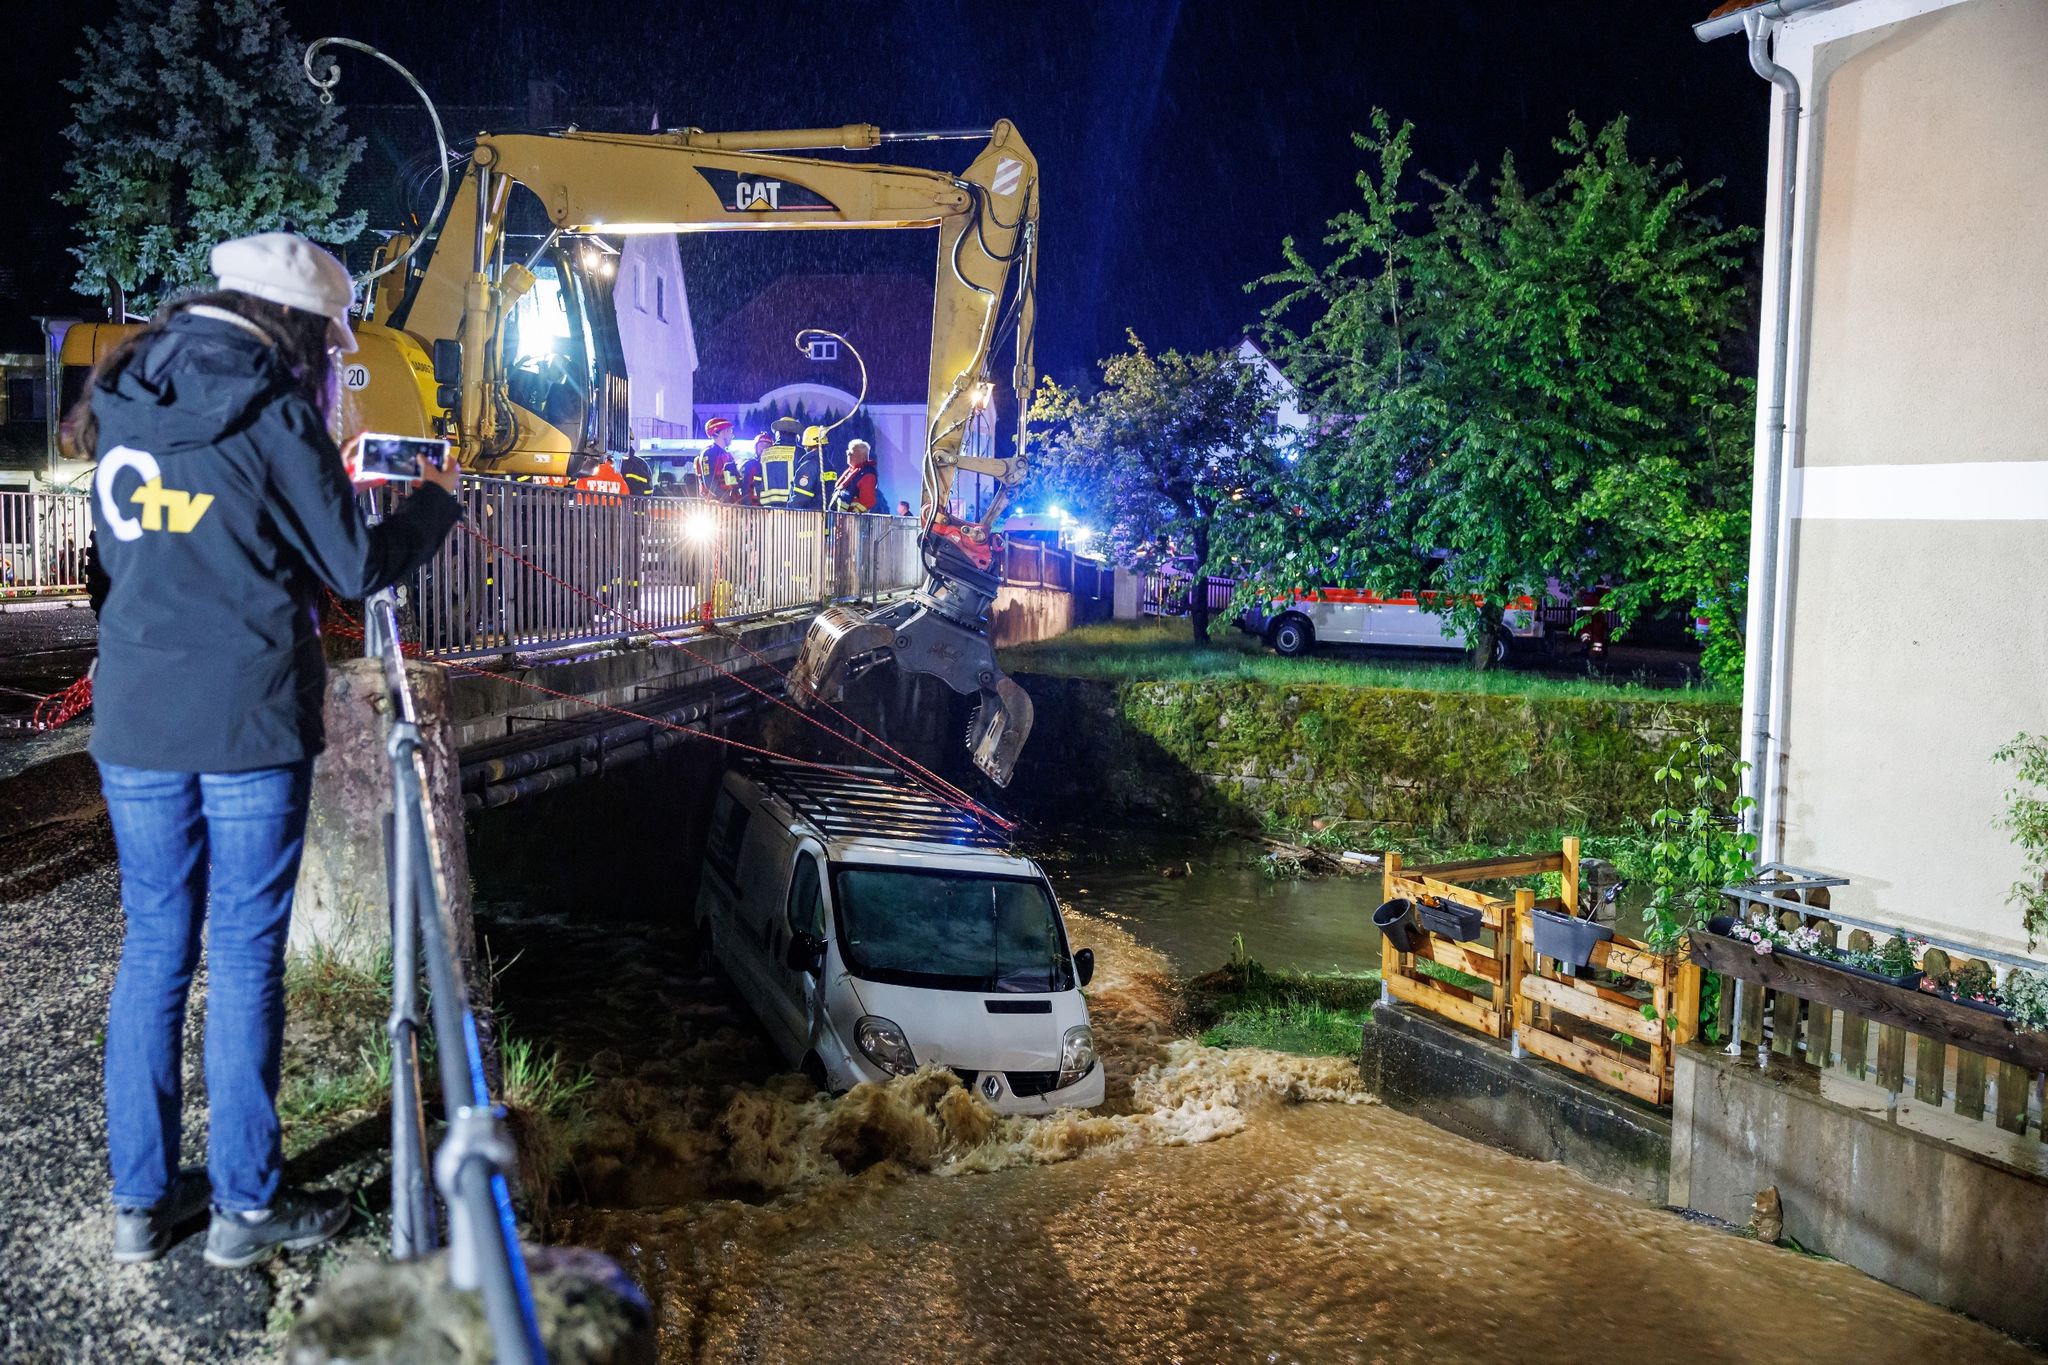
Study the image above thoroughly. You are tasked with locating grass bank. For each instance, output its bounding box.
[1183,946,1382,1058]
[1002,618,1735,704]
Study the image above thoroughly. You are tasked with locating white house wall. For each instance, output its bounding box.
[615,235,697,441]
[1758,0,2048,957]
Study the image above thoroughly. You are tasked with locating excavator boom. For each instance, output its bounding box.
[401,123,1041,783]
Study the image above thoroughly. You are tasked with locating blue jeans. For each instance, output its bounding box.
[98,759,314,1212]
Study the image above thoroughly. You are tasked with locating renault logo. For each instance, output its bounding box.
[980,1073,1002,1102]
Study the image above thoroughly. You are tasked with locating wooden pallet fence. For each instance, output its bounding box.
[1511,879,1698,1107]
[1381,850,1522,1039]
[1382,838,1700,1106]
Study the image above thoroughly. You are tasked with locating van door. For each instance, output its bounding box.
[725,818,794,1019]
[762,844,830,1056]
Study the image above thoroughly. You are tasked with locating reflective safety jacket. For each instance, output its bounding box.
[619,452,653,496]
[757,443,795,506]
[696,444,741,501]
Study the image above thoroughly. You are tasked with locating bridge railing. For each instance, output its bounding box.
[409,480,924,659]
[0,489,92,598]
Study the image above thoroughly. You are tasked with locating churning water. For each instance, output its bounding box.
[483,880,2037,1364]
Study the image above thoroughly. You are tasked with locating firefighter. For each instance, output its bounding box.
[618,440,654,496]
[696,417,741,502]
[830,438,883,513]
[738,431,772,506]
[757,417,800,507]
[789,424,830,510]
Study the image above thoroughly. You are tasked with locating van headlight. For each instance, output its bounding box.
[854,1015,917,1076]
[1058,1025,1096,1088]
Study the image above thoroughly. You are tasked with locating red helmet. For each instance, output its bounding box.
[705,416,733,436]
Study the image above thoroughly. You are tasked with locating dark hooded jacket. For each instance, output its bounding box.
[87,311,460,772]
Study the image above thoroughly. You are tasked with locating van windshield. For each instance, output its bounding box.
[830,865,1072,993]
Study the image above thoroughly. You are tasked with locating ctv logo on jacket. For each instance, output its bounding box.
[95,446,214,540]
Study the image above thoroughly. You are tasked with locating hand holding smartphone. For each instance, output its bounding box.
[344,433,460,494]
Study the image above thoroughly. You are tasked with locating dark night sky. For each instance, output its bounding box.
[3,1,1768,375]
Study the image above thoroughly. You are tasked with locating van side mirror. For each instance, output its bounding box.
[785,932,825,976]
[432,338,463,386]
[1073,947,1095,988]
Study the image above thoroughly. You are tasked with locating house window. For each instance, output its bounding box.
[806,338,839,361]
[654,386,665,418]
[633,264,645,312]
[655,275,665,322]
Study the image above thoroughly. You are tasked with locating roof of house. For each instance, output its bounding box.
[693,274,934,406]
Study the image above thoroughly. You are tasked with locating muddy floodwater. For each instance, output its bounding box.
[483,867,2037,1364]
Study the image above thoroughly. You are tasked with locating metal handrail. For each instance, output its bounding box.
[366,583,547,1365]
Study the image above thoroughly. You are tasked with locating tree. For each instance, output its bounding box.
[1248,112,1755,677]
[59,0,365,315]
[1026,332,1281,643]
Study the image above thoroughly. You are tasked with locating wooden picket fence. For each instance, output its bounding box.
[1690,875,2048,1140]
[1382,838,1700,1106]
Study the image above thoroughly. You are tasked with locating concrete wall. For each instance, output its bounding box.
[1670,1044,2048,1343]
[1763,0,2048,957]
[990,583,1075,648]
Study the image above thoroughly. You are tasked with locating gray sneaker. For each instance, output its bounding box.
[203,1187,351,1269]
[112,1168,212,1264]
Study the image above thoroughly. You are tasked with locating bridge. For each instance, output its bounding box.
[1,482,1112,803]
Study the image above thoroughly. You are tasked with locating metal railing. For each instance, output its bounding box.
[409,480,925,658]
[0,490,91,597]
[366,581,547,1364]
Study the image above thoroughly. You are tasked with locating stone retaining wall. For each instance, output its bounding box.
[1004,673,1738,842]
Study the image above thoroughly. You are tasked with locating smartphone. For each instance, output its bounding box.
[351,434,450,482]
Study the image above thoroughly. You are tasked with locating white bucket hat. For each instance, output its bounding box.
[209,232,358,352]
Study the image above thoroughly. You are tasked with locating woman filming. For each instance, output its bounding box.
[72,233,461,1268]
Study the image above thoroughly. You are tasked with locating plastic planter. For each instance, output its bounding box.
[1531,907,1613,970]
[1373,898,1420,954]
[1417,898,1483,942]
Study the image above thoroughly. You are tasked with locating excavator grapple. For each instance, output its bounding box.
[792,553,1034,786]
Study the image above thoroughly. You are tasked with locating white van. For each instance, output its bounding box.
[694,759,1104,1114]
[1236,587,1545,662]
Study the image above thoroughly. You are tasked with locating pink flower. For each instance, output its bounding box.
[1754,941,1773,955]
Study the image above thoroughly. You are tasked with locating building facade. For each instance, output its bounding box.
[1730,0,2048,957]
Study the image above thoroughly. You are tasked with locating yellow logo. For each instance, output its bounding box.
[132,477,214,534]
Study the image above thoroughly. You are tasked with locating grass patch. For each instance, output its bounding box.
[1184,940,1380,1058]
[1200,1000,1368,1056]
[1001,618,1732,703]
[279,944,394,1152]
[1413,957,1491,994]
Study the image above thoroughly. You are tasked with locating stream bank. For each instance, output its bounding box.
[1000,672,1738,843]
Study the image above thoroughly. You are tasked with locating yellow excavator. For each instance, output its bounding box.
[58,122,1042,783]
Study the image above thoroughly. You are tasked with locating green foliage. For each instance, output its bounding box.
[1413,958,1490,995]
[1644,720,1756,950]
[1999,970,2048,1034]
[1247,111,1754,677]
[500,1033,596,1117]
[59,0,365,314]
[1993,732,2048,950]
[1025,333,1283,640]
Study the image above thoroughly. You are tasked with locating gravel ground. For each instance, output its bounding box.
[0,752,379,1364]
[0,604,98,779]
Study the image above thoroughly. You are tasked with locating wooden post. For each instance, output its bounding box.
[1914,948,1950,1106]
[1839,930,1874,1078]
[1994,1061,2032,1134]
[1510,887,1534,1043]
[1560,835,1580,918]
[1954,1049,1989,1121]
[1807,920,1836,1068]
[1671,961,1701,1050]
[1380,852,1402,1005]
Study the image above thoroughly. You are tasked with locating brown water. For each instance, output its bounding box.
[484,895,2038,1365]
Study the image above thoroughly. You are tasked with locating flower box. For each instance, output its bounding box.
[1685,921,2048,1073]
[1704,916,1922,989]
[1530,907,1613,970]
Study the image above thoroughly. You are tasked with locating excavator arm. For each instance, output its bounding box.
[400,124,1040,783]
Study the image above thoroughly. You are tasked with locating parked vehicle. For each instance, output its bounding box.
[695,759,1104,1114]
[1236,587,1545,662]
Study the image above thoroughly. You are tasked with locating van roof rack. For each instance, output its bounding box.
[742,757,1011,850]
